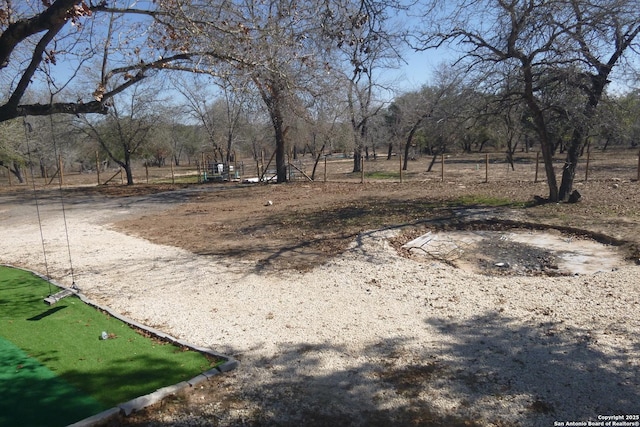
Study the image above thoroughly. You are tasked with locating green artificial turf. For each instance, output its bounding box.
[0,266,220,426]
[0,335,104,427]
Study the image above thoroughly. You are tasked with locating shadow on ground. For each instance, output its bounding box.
[110,311,639,427]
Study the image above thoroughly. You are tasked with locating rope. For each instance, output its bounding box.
[24,118,53,296]
[49,114,77,289]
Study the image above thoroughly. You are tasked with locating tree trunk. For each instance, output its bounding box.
[540,141,558,201]
[387,142,392,160]
[558,136,581,201]
[257,78,288,183]
[39,158,47,178]
[226,135,233,165]
[559,73,608,201]
[11,161,24,183]
[124,151,134,185]
[403,142,410,170]
[506,151,515,171]
[352,119,367,173]
[427,152,439,172]
[352,148,362,173]
[273,113,287,183]
[478,138,489,153]
[310,142,326,181]
[404,120,423,171]
[124,165,134,185]
[522,61,559,202]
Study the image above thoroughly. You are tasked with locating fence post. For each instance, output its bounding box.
[170,161,175,184]
[324,157,327,183]
[202,153,206,182]
[534,152,540,183]
[485,153,489,183]
[96,151,101,185]
[58,155,64,186]
[399,153,403,183]
[584,150,590,182]
[360,156,364,184]
[234,151,237,180]
[441,153,445,182]
[637,149,640,181]
[145,163,149,184]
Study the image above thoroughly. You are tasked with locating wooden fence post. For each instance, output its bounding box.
[324,157,327,183]
[485,153,489,183]
[637,149,640,181]
[441,153,445,182]
[145,163,149,184]
[202,153,206,182]
[96,151,101,185]
[534,152,540,183]
[233,151,237,180]
[58,155,64,186]
[360,156,364,184]
[584,150,590,182]
[170,162,175,184]
[399,153,403,183]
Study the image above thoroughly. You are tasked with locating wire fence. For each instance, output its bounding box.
[2,149,639,188]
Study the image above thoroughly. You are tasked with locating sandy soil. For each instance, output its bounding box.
[1,164,639,426]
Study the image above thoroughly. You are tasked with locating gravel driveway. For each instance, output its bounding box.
[1,185,639,426]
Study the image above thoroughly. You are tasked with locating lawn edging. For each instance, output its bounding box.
[2,264,238,427]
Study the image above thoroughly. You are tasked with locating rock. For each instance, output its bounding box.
[568,190,582,203]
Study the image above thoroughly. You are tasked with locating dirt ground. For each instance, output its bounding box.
[109,178,640,273]
[2,152,639,426]
[99,151,640,273]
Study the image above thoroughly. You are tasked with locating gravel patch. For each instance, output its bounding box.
[1,192,638,426]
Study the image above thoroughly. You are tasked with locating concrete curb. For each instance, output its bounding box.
[66,408,121,427]
[2,264,238,427]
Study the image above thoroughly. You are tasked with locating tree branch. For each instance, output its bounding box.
[0,0,84,69]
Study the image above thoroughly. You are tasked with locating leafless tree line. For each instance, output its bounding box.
[1,0,639,200]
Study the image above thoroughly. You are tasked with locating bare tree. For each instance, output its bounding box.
[0,1,191,123]
[153,0,331,182]
[0,118,26,182]
[325,0,405,172]
[415,0,640,201]
[154,0,407,182]
[77,84,159,185]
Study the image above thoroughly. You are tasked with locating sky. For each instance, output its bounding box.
[370,43,459,103]
[394,49,444,92]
